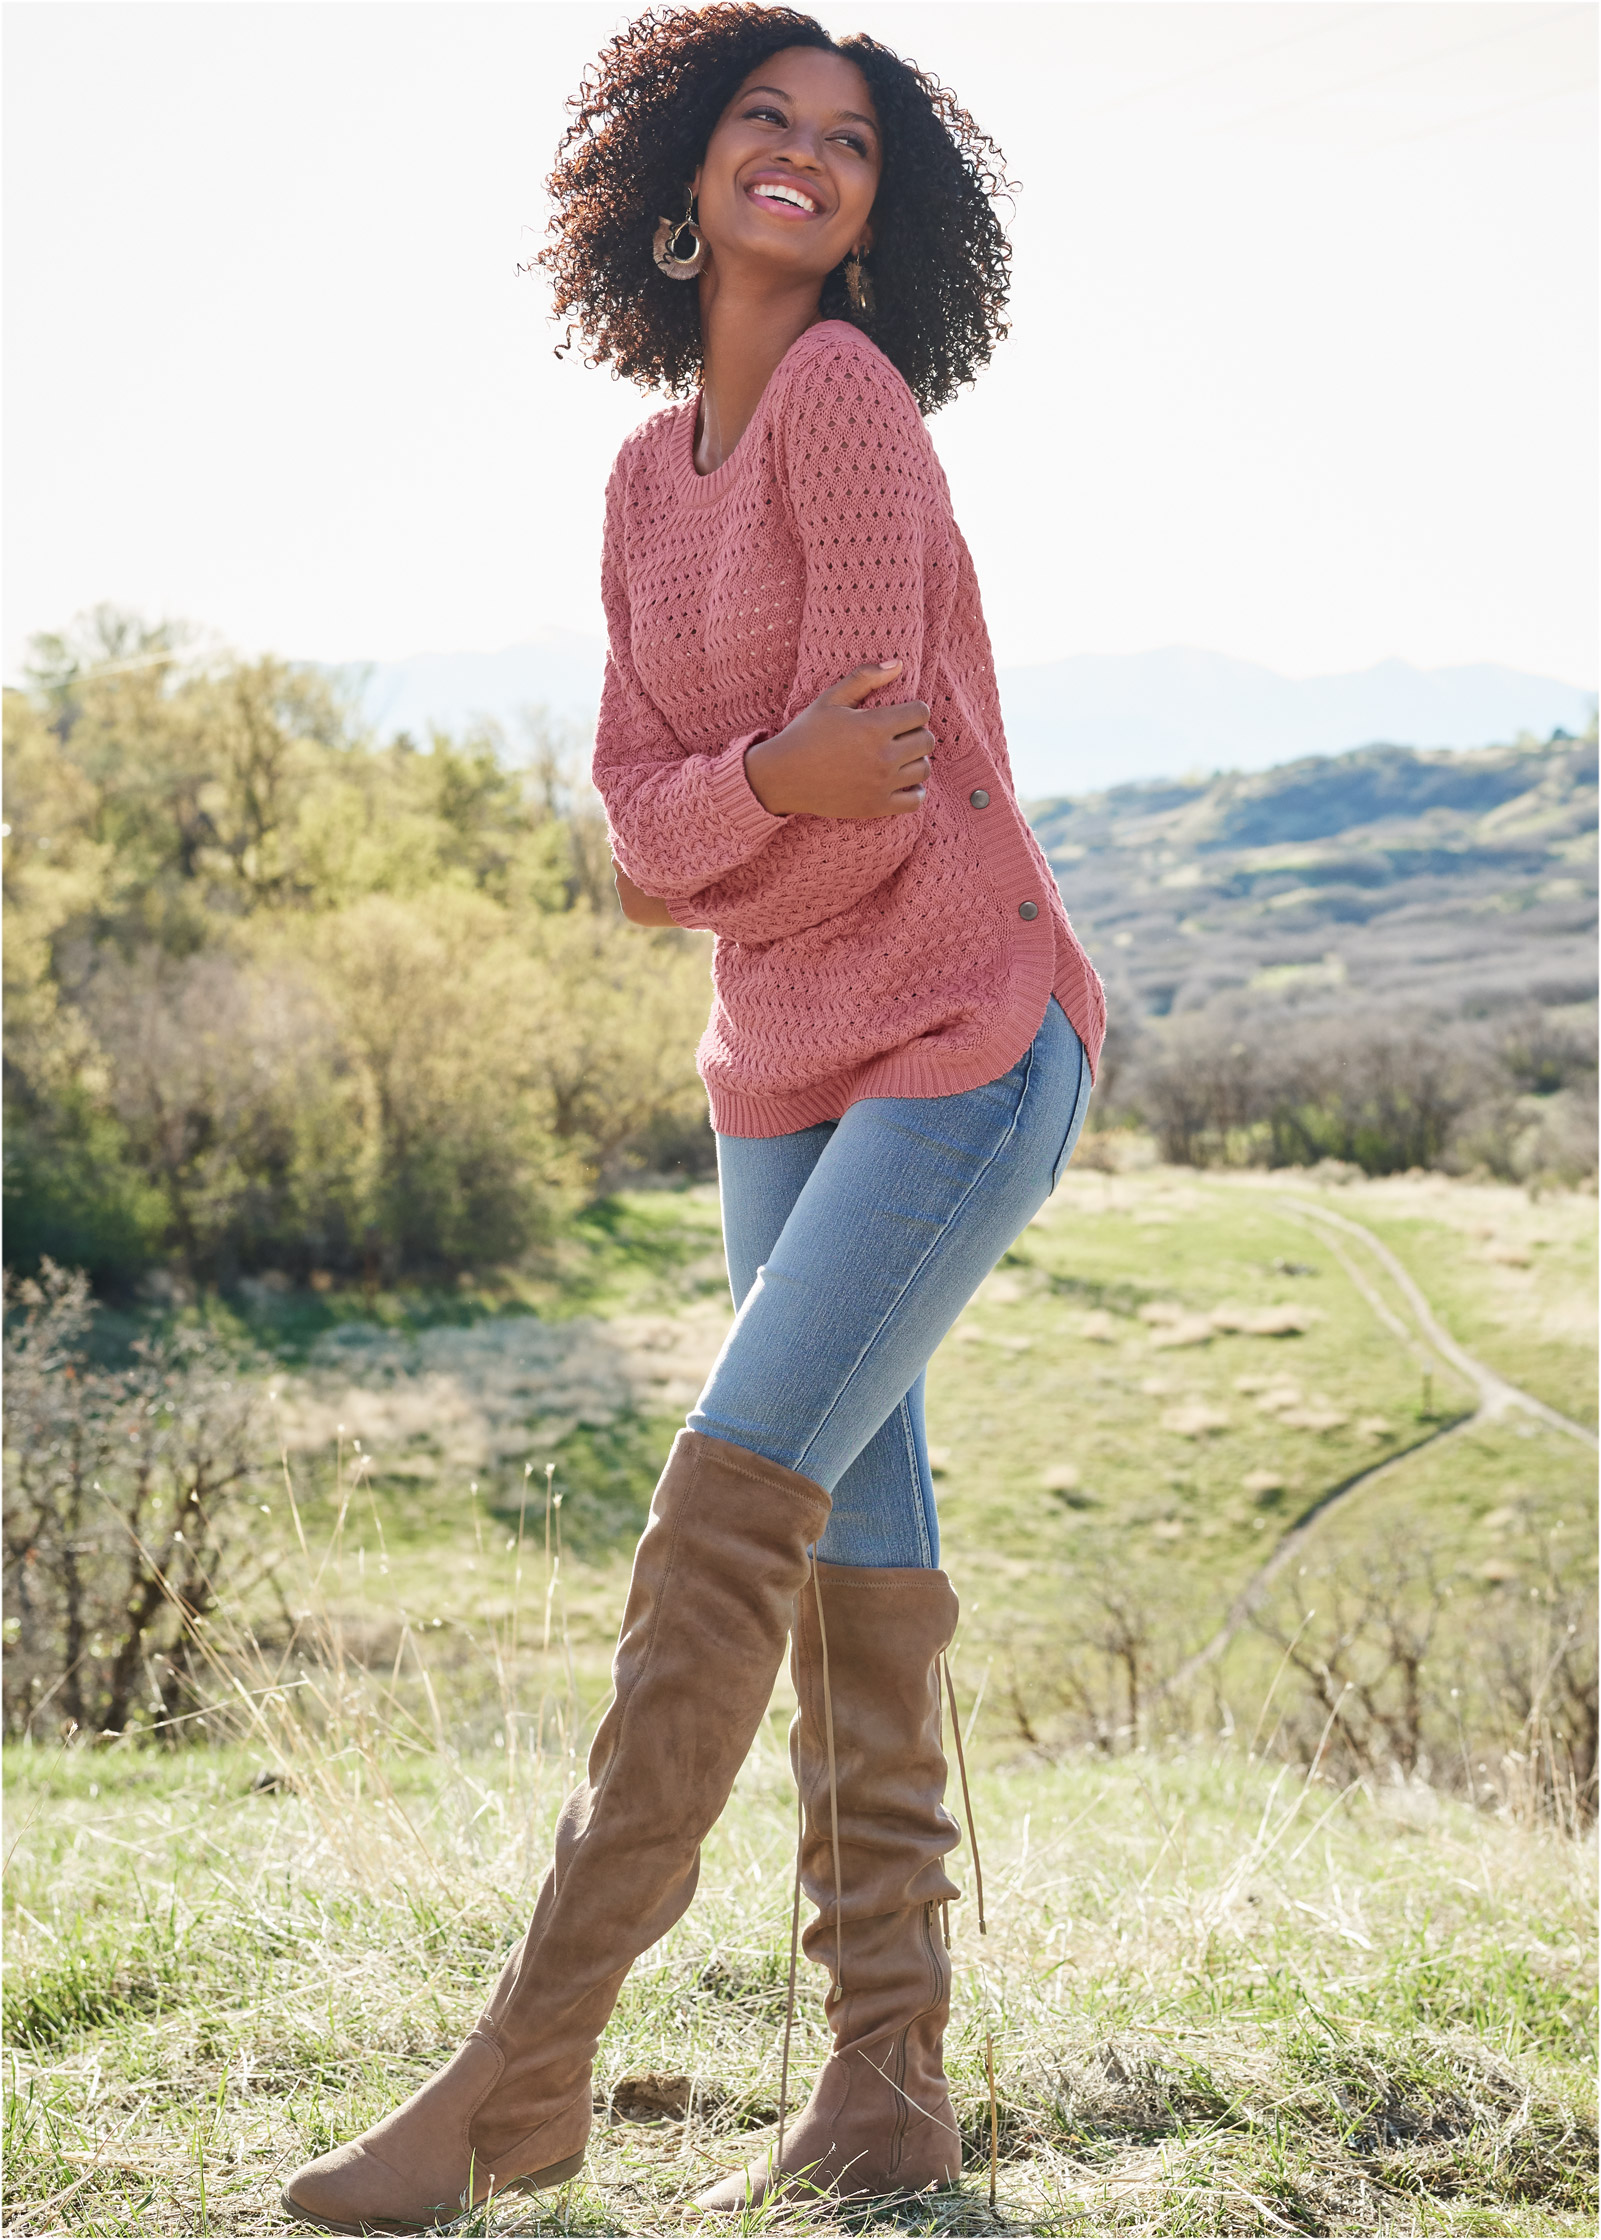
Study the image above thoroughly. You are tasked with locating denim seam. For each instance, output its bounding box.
[1049,1033,1090,1190]
[794,1033,1040,1481]
[891,1397,935,1568]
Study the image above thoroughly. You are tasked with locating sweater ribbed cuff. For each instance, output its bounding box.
[667,734,786,929]
[706,731,787,852]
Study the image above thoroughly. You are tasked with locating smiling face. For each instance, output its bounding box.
[692,45,882,290]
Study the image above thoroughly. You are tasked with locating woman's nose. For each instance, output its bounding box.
[773,133,826,170]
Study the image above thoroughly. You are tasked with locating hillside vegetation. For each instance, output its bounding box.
[6,617,1595,1309]
[3,1167,1595,2235]
[6,616,1595,2235]
[3,612,713,1291]
[1035,729,1598,1181]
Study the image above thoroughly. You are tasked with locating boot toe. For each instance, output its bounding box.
[692,2164,769,2213]
[691,2144,842,2214]
[280,2141,455,2236]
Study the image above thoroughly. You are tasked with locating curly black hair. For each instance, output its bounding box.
[539,4,1014,416]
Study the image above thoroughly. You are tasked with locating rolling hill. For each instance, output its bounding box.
[1032,727,1598,1036]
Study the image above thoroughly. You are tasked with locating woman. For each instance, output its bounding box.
[283,7,1103,2231]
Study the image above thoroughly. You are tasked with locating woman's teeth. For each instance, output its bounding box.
[750,182,817,213]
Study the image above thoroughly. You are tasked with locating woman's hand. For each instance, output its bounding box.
[613,861,679,925]
[744,662,934,819]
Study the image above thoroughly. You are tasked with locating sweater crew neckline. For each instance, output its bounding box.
[671,319,866,509]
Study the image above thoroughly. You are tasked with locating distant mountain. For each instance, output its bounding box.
[1031,731,1599,1032]
[344,629,607,746]
[999,649,1596,798]
[346,637,1595,789]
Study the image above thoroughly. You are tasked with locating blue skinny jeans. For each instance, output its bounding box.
[688,997,1092,1568]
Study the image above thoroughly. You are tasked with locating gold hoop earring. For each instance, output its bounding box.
[653,188,705,280]
[844,248,874,314]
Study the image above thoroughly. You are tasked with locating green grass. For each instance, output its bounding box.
[3,1741,1594,2236]
[1314,1176,1597,1429]
[5,1162,1596,2234]
[83,1183,729,1378]
[918,1167,1592,1724]
[931,1167,1472,1603]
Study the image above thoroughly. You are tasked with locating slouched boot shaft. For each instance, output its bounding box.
[696,1561,966,2211]
[283,1432,830,2235]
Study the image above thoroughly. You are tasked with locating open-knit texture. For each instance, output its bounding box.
[593,320,1105,1139]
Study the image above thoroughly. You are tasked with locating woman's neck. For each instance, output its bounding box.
[694,268,824,475]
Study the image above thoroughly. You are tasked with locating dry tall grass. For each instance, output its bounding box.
[5,1433,1595,2238]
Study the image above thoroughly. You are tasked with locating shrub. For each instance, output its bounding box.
[2,1262,263,1739]
[1262,1020,1477,1174]
[1252,1521,1597,1825]
[3,614,717,1287]
[1,1088,168,1284]
[1121,1009,1588,1181]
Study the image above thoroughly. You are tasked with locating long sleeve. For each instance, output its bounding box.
[572,321,1106,1136]
[667,345,958,944]
[592,456,790,901]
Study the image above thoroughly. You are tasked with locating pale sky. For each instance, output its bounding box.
[4,1,1596,684]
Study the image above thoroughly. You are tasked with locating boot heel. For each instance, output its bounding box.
[510,2148,587,2194]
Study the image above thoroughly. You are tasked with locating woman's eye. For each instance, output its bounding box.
[832,133,869,156]
[745,105,786,124]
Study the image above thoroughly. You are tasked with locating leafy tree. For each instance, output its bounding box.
[3,611,713,1286]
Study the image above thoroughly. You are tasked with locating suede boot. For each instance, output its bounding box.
[282,1431,830,2236]
[695,1561,967,2211]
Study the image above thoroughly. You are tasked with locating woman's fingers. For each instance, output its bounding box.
[870,725,933,814]
[820,660,904,708]
[749,672,936,817]
[886,740,931,813]
[882,699,931,738]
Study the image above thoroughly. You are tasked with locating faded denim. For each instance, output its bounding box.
[689,997,1091,1567]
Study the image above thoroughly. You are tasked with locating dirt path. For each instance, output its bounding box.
[1292,1197,1596,1448]
[1167,1191,1596,1688]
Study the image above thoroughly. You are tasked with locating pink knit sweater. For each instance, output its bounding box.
[593,320,1105,1139]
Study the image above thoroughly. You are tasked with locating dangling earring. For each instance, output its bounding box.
[844,247,874,314]
[653,187,705,280]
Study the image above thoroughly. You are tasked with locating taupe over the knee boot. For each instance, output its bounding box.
[695,1561,969,2211]
[282,1432,830,2236]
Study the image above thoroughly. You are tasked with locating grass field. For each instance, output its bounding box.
[4,1163,1596,2235]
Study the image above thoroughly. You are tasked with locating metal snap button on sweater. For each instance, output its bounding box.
[968,788,989,808]
[1018,901,1039,920]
